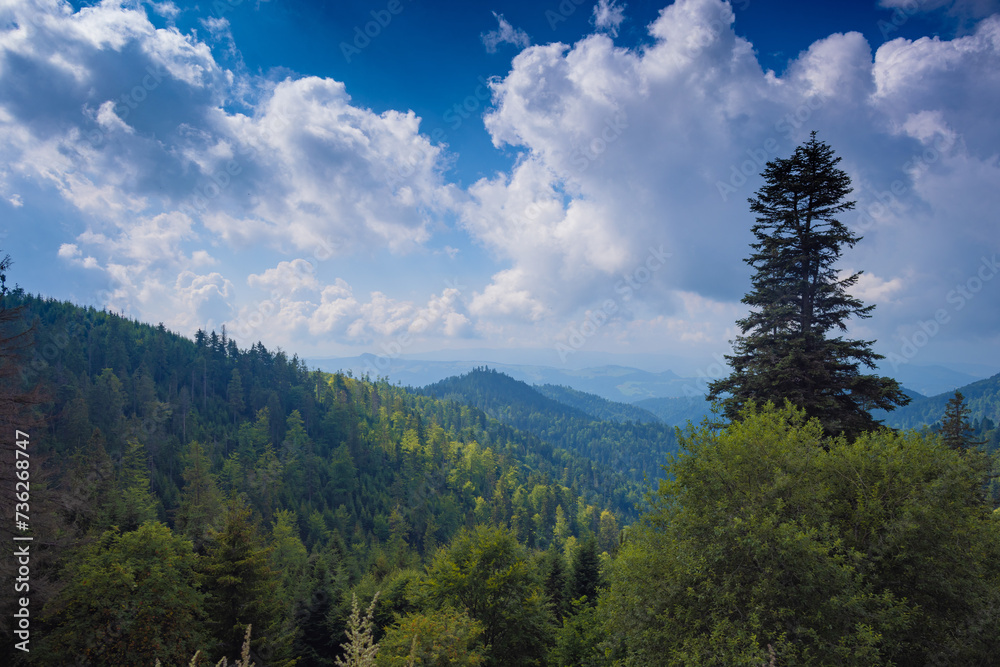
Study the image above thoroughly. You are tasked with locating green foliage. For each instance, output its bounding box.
[940,390,984,449]
[40,521,207,666]
[423,525,555,666]
[176,439,225,549]
[877,370,1000,432]
[534,383,661,424]
[566,536,602,605]
[549,600,606,667]
[113,436,160,530]
[375,608,486,667]
[542,544,569,620]
[422,367,677,489]
[708,133,908,439]
[5,286,1000,667]
[201,495,295,665]
[604,402,1000,665]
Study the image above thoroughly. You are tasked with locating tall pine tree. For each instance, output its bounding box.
[939,391,983,450]
[708,132,908,438]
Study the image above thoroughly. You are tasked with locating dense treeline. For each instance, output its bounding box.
[421,368,679,484]
[2,294,627,666]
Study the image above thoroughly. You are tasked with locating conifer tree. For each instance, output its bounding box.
[940,391,983,450]
[113,436,159,530]
[708,132,908,438]
[566,536,601,605]
[201,495,294,665]
[175,439,224,549]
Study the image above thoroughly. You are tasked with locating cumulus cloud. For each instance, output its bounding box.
[0,0,456,336]
[226,274,474,350]
[481,12,530,53]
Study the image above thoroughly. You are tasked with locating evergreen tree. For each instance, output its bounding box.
[543,543,569,620]
[566,536,601,606]
[940,391,983,450]
[201,495,294,665]
[63,428,117,533]
[229,368,245,425]
[175,439,224,550]
[293,548,349,666]
[112,436,159,531]
[708,133,908,439]
[39,522,208,666]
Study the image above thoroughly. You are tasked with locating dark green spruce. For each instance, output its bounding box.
[708,132,909,438]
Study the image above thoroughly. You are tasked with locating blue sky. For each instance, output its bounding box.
[1,0,999,376]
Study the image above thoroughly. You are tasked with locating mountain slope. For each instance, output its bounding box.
[534,383,662,424]
[633,395,716,427]
[877,372,1000,430]
[5,294,644,666]
[420,368,678,483]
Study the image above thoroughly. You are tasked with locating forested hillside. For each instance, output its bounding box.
[534,383,662,424]
[632,395,715,427]
[420,368,679,484]
[1,294,629,666]
[879,372,1000,438]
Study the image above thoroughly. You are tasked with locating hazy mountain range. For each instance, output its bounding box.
[307,353,999,430]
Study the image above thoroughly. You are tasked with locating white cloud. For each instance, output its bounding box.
[0,0,458,338]
[592,0,626,37]
[57,243,80,258]
[481,12,530,54]
[226,276,474,350]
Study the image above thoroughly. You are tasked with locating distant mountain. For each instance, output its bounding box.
[307,354,997,414]
[633,395,716,427]
[310,354,701,402]
[877,372,1000,430]
[877,363,989,398]
[420,368,679,483]
[534,384,662,424]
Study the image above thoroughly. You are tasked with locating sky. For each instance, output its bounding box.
[1,0,999,378]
